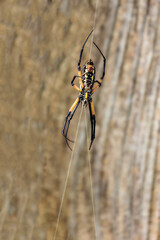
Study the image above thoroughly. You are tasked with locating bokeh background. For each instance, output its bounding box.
[0,0,160,239]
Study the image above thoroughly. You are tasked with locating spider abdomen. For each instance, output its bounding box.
[83,76,94,87]
[82,60,96,88]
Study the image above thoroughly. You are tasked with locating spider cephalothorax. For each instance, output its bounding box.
[62,30,106,150]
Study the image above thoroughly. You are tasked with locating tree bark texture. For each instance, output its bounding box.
[0,0,160,240]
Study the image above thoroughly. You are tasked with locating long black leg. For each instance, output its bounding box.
[62,98,80,142]
[62,112,74,143]
[63,99,80,151]
[93,41,106,80]
[88,100,96,150]
[78,29,94,70]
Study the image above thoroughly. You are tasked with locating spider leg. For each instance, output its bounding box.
[78,29,93,70]
[88,99,96,150]
[93,41,106,80]
[71,75,82,92]
[92,42,106,94]
[62,98,80,151]
[62,112,74,143]
[62,98,79,143]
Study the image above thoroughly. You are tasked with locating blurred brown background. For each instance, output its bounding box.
[0,0,160,239]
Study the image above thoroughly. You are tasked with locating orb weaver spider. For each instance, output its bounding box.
[62,30,106,150]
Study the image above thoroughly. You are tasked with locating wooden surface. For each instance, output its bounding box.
[0,0,160,239]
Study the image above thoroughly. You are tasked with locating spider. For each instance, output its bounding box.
[62,29,106,150]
